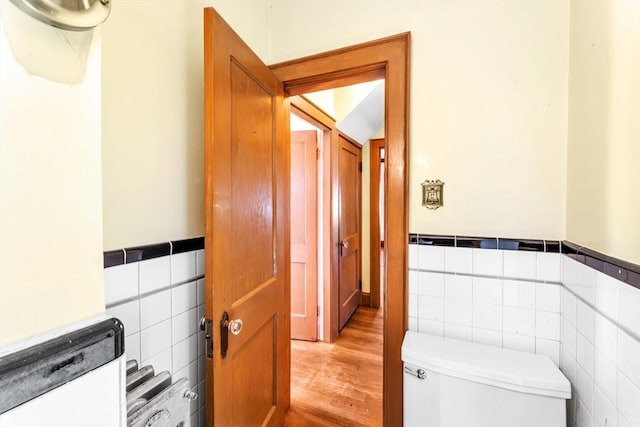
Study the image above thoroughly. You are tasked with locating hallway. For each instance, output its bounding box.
[284,306,383,427]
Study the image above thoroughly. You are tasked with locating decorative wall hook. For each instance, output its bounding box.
[421,180,444,210]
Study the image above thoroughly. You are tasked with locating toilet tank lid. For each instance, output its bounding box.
[401,331,571,399]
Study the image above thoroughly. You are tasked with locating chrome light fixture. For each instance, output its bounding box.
[9,0,111,31]
[422,179,444,210]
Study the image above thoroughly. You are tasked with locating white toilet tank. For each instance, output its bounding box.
[402,331,571,427]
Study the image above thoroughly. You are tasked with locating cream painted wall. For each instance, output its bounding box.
[270,0,570,240]
[0,3,104,346]
[566,1,640,264]
[101,0,270,250]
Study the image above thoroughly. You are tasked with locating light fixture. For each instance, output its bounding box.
[422,180,444,210]
[9,0,111,31]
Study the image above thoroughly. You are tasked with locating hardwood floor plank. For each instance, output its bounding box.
[285,307,383,427]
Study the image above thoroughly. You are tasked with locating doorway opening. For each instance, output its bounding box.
[271,33,409,426]
[286,80,385,424]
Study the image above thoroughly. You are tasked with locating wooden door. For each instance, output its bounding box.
[204,8,289,427]
[290,130,318,341]
[338,134,362,330]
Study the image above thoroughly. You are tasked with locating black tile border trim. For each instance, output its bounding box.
[408,233,559,253]
[561,241,640,290]
[171,237,205,255]
[125,242,171,263]
[0,318,124,414]
[407,233,640,290]
[103,236,205,268]
[103,249,124,268]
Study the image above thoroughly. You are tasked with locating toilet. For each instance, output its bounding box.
[402,331,571,427]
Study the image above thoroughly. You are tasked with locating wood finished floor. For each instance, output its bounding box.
[284,306,383,427]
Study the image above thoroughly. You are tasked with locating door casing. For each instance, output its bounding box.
[369,138,385,309]
[271,33,410,427]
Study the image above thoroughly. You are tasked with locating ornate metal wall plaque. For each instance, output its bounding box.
[422,180,444,210]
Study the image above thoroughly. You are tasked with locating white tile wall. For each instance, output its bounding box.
[560,256,640,427]
[408,244,562,365]
[105,247,206,427]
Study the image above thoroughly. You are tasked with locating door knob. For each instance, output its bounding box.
[340,240,349,248]
[228,319,243,335]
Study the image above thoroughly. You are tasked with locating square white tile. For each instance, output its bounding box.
[418,319,444,336]
[444,299,472,326]
[472,277,502,305]
[503,306,535,336]
[575,395,593,427]
[196,249,205,276]
[104,262,138,305]
[140,319,172,362]
[172,281,197,315]
[576,364,594,415]
[561,287,577,326]
[577,300,596,344]
[418,245,445,271]
[536,338,560,366]
[472,248,503,277]
[473,303,502,331]
[125,332,141,363]
[503,332,535,353]
[577,331,595,379]
[618,370,640,426]
[172,307,198,344]
[444,247,472,274]
[592,385,617,427]
[618,329,640,389]
[594,349,616,404]
[536,283,560,313]
[140,289,171,330]
[444,324,472,341]
[594,313,617,364]
[595,272,619,321]
[561,316,578,357]
[444,274,472,301]
[106,300,140,336]
[171,251,197,284]
[173,333,198,373]
[503,279,535,309]
[472,328,502,347]
[418,296,444,322]
[408,270,420,294]
[536,311,560,341]
[418,271,445,297]
[576,262,597,306]
[503,251,537,280]
[196,278,205,305]
[408,244,419,269]
[409,270,419,295]
[408,293,418,318]
[139,256,171,294]
[561,345,577,386]
[536,252,561,282]
[408,316,418,331]
[619,283,640,337]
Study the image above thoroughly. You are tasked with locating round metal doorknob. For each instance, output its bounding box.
[340,240,349,248]
[228,319,243,335]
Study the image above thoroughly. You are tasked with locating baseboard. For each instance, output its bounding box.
[360,292,371,307]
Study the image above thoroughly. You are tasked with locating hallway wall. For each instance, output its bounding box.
[566,0,640,264]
